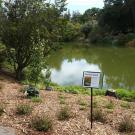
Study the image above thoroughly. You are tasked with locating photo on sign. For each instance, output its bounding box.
[83,76,91,87]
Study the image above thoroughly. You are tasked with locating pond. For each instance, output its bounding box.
[47,43,135,90]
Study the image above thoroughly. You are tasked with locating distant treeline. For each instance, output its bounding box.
[60,0,135,46]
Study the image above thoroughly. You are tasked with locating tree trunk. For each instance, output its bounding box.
[16,66,24,81]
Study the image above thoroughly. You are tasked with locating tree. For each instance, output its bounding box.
[0,0,67,80]
[99,0,135,34]
[82,8,101,24]
[71,11,83,23]
[81,22,92,39]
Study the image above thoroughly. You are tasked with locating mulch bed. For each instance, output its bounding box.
[0,74,135,135]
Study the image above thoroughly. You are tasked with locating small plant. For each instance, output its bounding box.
[59,98,66,104]
[58,94,65,99]
[118,116,134,133]
[106,100,114,109]
[121,102,131,109]
[93,101,98,108]
[31,115,52,131]
[0,83,3,92]
[16,103,32,115]
[79,106,86,111]
[0,104,4,116]
[78,98,87,106]
[57,106,71,121]
[88,109,106,123]
[31,97,42,103]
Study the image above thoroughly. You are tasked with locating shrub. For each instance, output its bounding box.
[59,98,65,104]
[118,116,134,133]
[106,100,114,109]
[79,106,86,110]
[0,104,4,116]
[16,104,32,115]
[78,99,87,106]
[121,102,130,109]
[31,97,42,103]
[88,109,106,123]
[31,115,52,131]
[0,83,3,92]
[57,106,71,121]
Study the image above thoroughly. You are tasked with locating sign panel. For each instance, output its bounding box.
[83,71,101,88]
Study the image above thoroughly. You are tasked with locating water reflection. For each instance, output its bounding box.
[51,59,100,85]
[47,44,135,89]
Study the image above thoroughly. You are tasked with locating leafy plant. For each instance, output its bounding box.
[31,115,52,131]
[16,104,32,115]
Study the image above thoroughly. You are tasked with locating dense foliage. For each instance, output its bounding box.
[0,0,67,80]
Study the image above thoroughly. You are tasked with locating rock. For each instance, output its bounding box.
[0,126,15,135]
[26,86,39,97]
[105,89,117,98]
[46,86,53,91]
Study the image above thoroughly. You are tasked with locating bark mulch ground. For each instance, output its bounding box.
[0,74,135,135]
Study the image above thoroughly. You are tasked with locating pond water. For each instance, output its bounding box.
[47,43,135,90]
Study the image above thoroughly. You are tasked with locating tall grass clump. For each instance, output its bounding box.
[31,115,52,132]
[31,97,42,103]
[0,103,5,116]
[105,100,114,109]
[57,106,71,121]
[118,116,134,133]
[88,109,106,123]
[16,103,32,115]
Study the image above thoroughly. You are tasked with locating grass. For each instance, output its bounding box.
[105,100,114,109]
[58,94,66,104]
[78,98,87,106]
[31,115,52,132]
[0,103,5,116]
[88,109,106,123]
[118,116,135,133]
[16,103,32,115]
[31,97,42,103]
[0,83,3,92]
[79,106,87,110]
[57,106,71,121]
[121,102,131,109]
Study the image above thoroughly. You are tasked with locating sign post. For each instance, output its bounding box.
[82,71,101,129]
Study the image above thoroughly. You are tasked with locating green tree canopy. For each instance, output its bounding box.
[0,0,67,80]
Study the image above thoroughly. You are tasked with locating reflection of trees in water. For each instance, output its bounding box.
[47,44,135,89]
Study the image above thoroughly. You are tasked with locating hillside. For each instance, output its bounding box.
[0,73,135,135]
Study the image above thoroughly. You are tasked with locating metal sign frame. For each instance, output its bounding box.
[82,71,103,129]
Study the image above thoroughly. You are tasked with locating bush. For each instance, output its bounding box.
[105,100,114,109]
[78,98,87,106]
[0,104,4,116]
[57,106,71,121]
[121,102,130,109]
[31,115,52,131]
[31,97,42,103]
[88,109,106,123]
[118,116,134,133]
[16,104,32,115]
[116,89,135,102]
[0,83,3,92]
